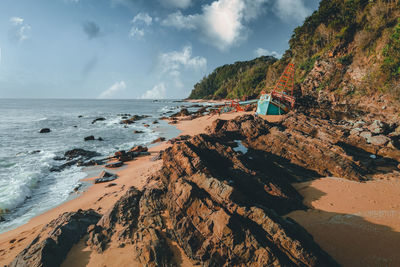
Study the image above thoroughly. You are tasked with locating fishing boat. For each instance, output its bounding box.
[256,62,296,116]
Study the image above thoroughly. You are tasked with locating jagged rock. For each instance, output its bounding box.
[129,145,148,153]
[95,171,118,184]
[151,137,166,144]
[84,135,95,141]
[369,135,391,146]
[105,161,123,168]
[64,148,100,160]
[350,127,363,136]
[170,108,190,118]
[120,115,148,125]
[39,128,51,133]
[168,135,191,144]
[87,187,142,252]
[92,117,106,124]
[134,130,144,134]
[10,210,100,267]
[151,151,164,161]
[367,120,384,134]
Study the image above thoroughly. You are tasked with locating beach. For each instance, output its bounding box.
[0,111,242,266]
[1,109,400,266]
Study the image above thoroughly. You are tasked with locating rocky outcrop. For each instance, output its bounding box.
[15,114,399,266]
[39,128,51,133]
[10,210,100,267]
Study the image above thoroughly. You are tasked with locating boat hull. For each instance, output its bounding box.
[256,94,289,115]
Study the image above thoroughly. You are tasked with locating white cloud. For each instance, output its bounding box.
[10,17,24,25]
[161,0,192,9]
[129,27,145,38]
[9,17,31,42]
[98,81,126,99]
[132,12,152,26]
[162,0,269,51]
[274,0,311,23]
[158,45,207,76]
[141,83,166,99]
[254,48,281,58]
[129,12,152,38]
[162,11,198,30]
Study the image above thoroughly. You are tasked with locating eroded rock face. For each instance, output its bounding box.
[14,114,400,266]
[9,210,100,267]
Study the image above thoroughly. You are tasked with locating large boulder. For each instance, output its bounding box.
[9,210,100,267]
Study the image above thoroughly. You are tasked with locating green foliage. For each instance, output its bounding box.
[299,56,319,73]
[338,54,354,65]
[382,19,400,79]
[188,56,276,99]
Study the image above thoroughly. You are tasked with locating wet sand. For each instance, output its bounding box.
[287,177,400,267]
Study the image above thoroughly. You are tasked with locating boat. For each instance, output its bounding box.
[256,62,296,116]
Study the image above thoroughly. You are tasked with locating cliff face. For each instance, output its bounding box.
[189,0,400,106]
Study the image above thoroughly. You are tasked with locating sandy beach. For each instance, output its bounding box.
[1,111,399,267]
[0,112,248,266]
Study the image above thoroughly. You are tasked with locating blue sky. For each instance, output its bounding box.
[0,0,320,99]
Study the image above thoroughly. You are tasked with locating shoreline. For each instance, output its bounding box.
[0,112,250,266]
[1,111,399,266]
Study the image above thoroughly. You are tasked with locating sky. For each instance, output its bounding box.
[0,0,320,99]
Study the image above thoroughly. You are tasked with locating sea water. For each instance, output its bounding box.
[0,98,195,233]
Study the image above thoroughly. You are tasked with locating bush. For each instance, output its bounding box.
[382,19,400,79]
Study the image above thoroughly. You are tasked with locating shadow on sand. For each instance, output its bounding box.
[287,184,400,267]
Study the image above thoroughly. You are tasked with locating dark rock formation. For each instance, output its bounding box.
[16,115,399,266]
[39,128,51,133]
[9,210,100,267]
[129,146,148,153]
[64,148,100,160]
[170,108,190,118]
[84,135,95,141]
[105,161,123,168]
[92,117,106,124]
[120,115,149,125]
[95,171,118,184]
[151,137,166,144]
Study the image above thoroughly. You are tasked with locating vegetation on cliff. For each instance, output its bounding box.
[188,0,400,102]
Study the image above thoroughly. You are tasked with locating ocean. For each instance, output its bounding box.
[0,98,196,233]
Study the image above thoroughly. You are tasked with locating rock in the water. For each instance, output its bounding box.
[84,135,95,141]
[39,128,51,133]
[120,115,149,125]
[92,117,106,124]
[134,130,144,134]
[9,209,100,267]
[64,149,100,160]
[98,137,104,141]
[170,108,190,117]
[151,137,166,144]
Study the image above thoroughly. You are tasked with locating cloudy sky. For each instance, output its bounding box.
[0,0,320,99]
